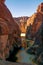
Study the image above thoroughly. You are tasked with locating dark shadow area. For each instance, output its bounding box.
[6,46,22,62]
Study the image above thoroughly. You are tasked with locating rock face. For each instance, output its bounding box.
[26,2,43,64]
[0,0,5,3]
[0,0,21,60]
[26,3,43,41]
[14,17,28,33]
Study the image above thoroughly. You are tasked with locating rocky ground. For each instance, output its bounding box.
[0,60,36,65]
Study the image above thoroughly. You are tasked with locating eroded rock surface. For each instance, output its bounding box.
[0,0,21,60]
[26,3,43,64]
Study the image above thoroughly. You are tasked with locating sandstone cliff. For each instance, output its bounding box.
[14,17,28,33]
[0,0,21,60]
[26,3,43,40]
[26,3,43,64]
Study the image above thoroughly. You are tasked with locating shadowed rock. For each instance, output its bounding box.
[26,3,43,64]
[0,60,36,65]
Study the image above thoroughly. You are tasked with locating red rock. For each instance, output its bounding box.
[0,0,21,60]
[26,3,43,38]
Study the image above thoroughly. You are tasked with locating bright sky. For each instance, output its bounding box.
[5,0,43,17]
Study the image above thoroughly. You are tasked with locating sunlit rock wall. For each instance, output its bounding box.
[26,3,43,44]
[14,17,28,33]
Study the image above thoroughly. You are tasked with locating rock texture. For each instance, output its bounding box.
[26,3,43,64]
[0,0,5,3]
[26,3,43,41]
[14,17,28,33]
[0,0,21,60]
[0,60,36,65]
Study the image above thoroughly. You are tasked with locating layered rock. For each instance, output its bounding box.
[26,3,43,40]
[26,3,43,64]
[0,0,21,60]
[14,17,28,33]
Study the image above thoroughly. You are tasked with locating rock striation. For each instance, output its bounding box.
[26,3,43,64]
[14,17,28,33]
[0,0,21,60]
[26,3,43,41]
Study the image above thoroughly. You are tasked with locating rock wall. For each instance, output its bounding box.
[26,3,43,64]
[14,17,28,33]
[26,3,43,40]
[0,0,21,60]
